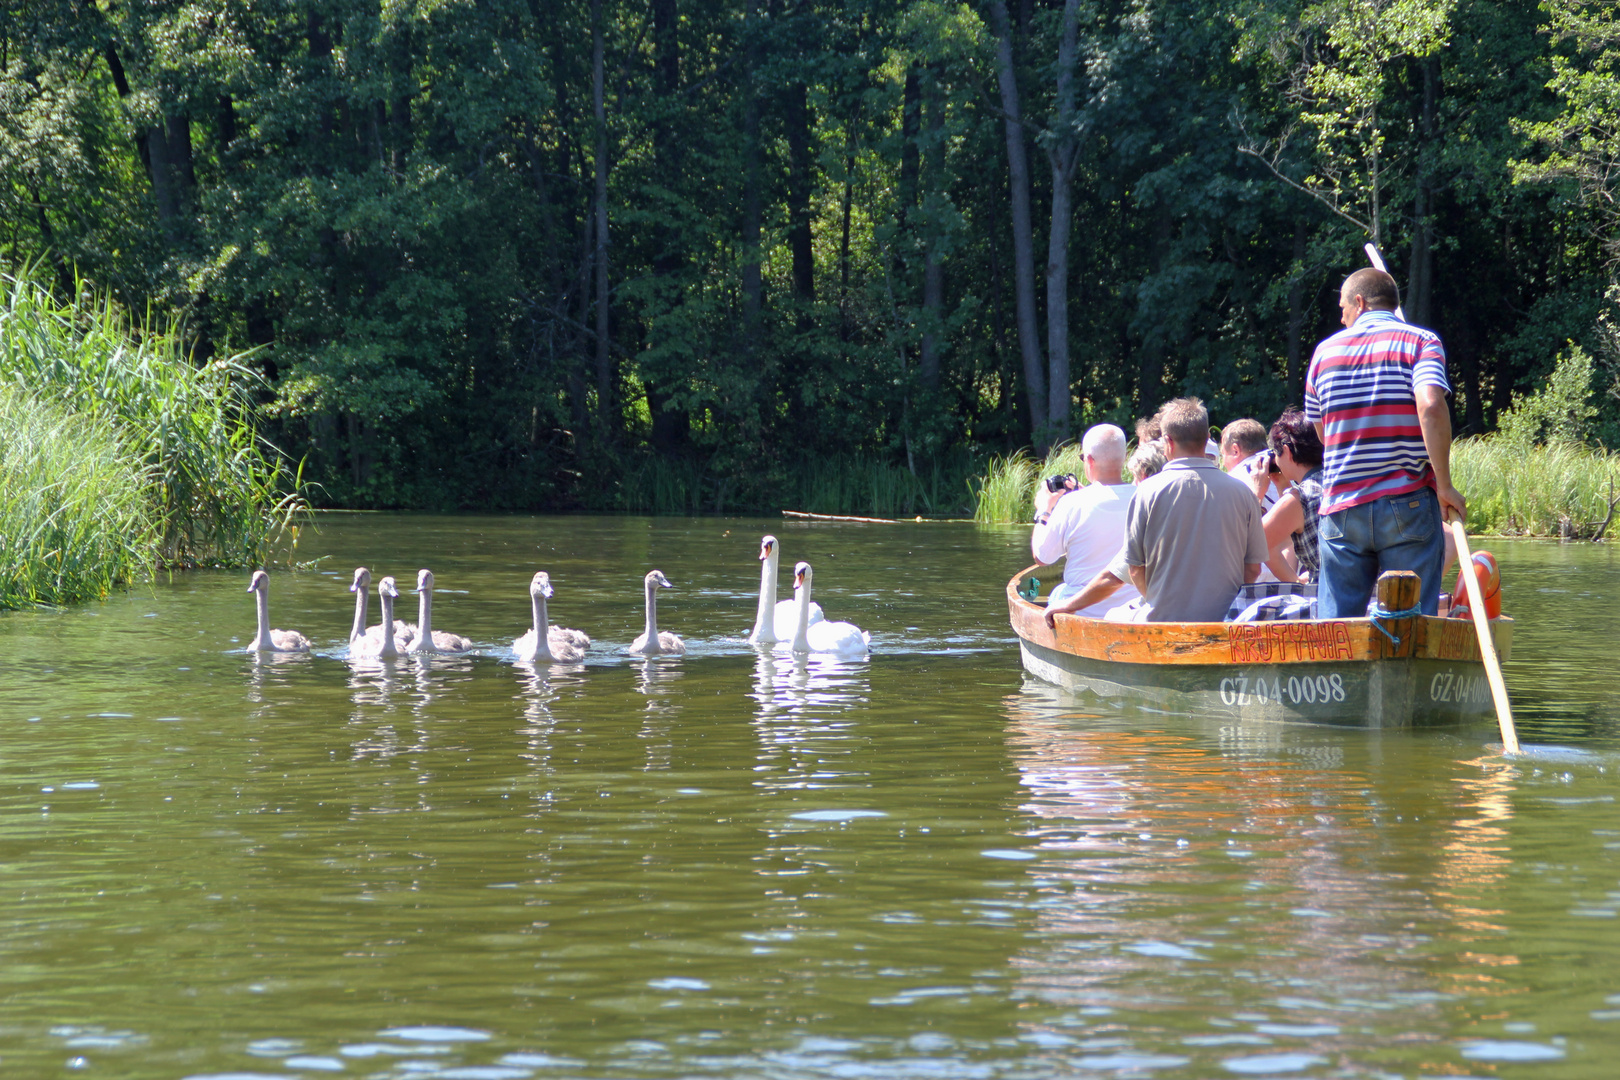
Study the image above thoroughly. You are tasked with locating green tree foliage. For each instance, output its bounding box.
[1496,343,1597,446]
[2,0,1618,513]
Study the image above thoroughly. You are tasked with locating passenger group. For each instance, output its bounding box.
[1038,266,1464,627]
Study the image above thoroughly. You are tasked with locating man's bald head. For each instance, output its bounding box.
[1341,268,1400,312]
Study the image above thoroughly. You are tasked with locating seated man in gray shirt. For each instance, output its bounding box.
[1123,397,1268,622]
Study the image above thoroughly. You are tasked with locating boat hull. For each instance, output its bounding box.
[1009,566,1511,729]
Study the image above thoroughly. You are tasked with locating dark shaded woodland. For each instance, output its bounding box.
[5,0,1619,510]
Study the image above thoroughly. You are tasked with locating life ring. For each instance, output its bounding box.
[1450,550,1501,620]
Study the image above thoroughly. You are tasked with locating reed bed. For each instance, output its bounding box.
[0,272,302,606]
[1452,436,1620,538]
[0,386,156,607]
[972,443,1120,523]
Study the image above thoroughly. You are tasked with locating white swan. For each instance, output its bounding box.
[514,571,590,663]
[349,566,417,648]
[628,569,685,656]
[351,576,402,659]
[789,561,870,656]
[748,535,823,644]
[247,570,310,653]
[406,568,474,654]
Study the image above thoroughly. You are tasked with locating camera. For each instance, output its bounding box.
[1264,451,1282,475]
[1044,473,1077,493]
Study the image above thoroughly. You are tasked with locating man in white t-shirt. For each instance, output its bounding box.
[1030,424,1140,617]
[1220,418,1278,512]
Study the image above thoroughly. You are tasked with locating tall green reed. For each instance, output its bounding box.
[971,451,1037,524]
[1453,436,1620,537]
[972,443,1128,523]
[0,271,303,574]
[0,385,156,607]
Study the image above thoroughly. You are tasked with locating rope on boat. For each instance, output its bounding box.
[1369,602,1424,644]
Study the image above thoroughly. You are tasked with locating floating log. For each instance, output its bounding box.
[782,510,900,524]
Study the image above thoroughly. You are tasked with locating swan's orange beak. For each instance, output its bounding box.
[793,569,804,589]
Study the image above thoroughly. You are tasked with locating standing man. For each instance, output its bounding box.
[1121,397,1267,622]
[1305,267,1465,617]
[1031,423,1140,616]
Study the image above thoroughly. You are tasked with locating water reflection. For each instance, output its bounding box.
[345,652,406,708]
[243,648,314,703]
[634,657,684,770]
[406,652,476,717]
[1000,679,1445,1042]
[748,647,871,719]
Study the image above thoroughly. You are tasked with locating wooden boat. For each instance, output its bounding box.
[1008,565,1513,727]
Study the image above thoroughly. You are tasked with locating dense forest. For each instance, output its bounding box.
[4,0,1619,513]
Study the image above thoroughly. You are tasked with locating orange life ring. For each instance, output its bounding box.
[1450,550,1501,620]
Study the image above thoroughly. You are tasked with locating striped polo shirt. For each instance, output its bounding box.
[1304,309,1450,516]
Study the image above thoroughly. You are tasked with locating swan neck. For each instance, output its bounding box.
[350,585,368,642]
[417,583,432,638]
[255,586,272,646]
[533,591,550,638]
[379,591,396,651]
[792,572,812,651]
[644,580,659,640]
[751,550,776,641]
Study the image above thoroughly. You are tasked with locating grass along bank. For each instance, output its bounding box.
[972,444,1099,525]
[0,272,303,607]
[0,385,156,606]
[1452,436,1620,538]
[973,435,1620,539]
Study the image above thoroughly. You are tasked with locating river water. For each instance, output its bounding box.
[0,514,1617,1079]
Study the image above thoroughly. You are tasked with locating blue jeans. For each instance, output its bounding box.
[1316,486,1445,618]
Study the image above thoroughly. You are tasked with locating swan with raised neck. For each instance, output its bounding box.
[406,568,473,654]
[350,566,417,648]
[247,570,310,653]
[749,535,822,644]
[352,576,401,659]
[628,569,684,655]
[515,571,589,662]
[790,561,869,656]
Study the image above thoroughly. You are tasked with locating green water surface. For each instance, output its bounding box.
[0,515,1617,1079]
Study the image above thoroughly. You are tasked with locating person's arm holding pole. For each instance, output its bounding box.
[1417,384,1466,525]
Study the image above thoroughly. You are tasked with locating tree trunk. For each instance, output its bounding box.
[785,80,815,303]
[1286,222,1308,391]
[218,95,238,163]
[988,1,1047,447]
[1407,56,1439,328]
[103,46,184,234]
[648,0,688,454]
[918,68,945,396]
[1044,0,1083,445]
[839,115,856,335]
[592,0,613,441]
[898,67,921,225]
[740,15,763,333]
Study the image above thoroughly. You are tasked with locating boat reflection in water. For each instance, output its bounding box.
[995,677,1539,1067]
